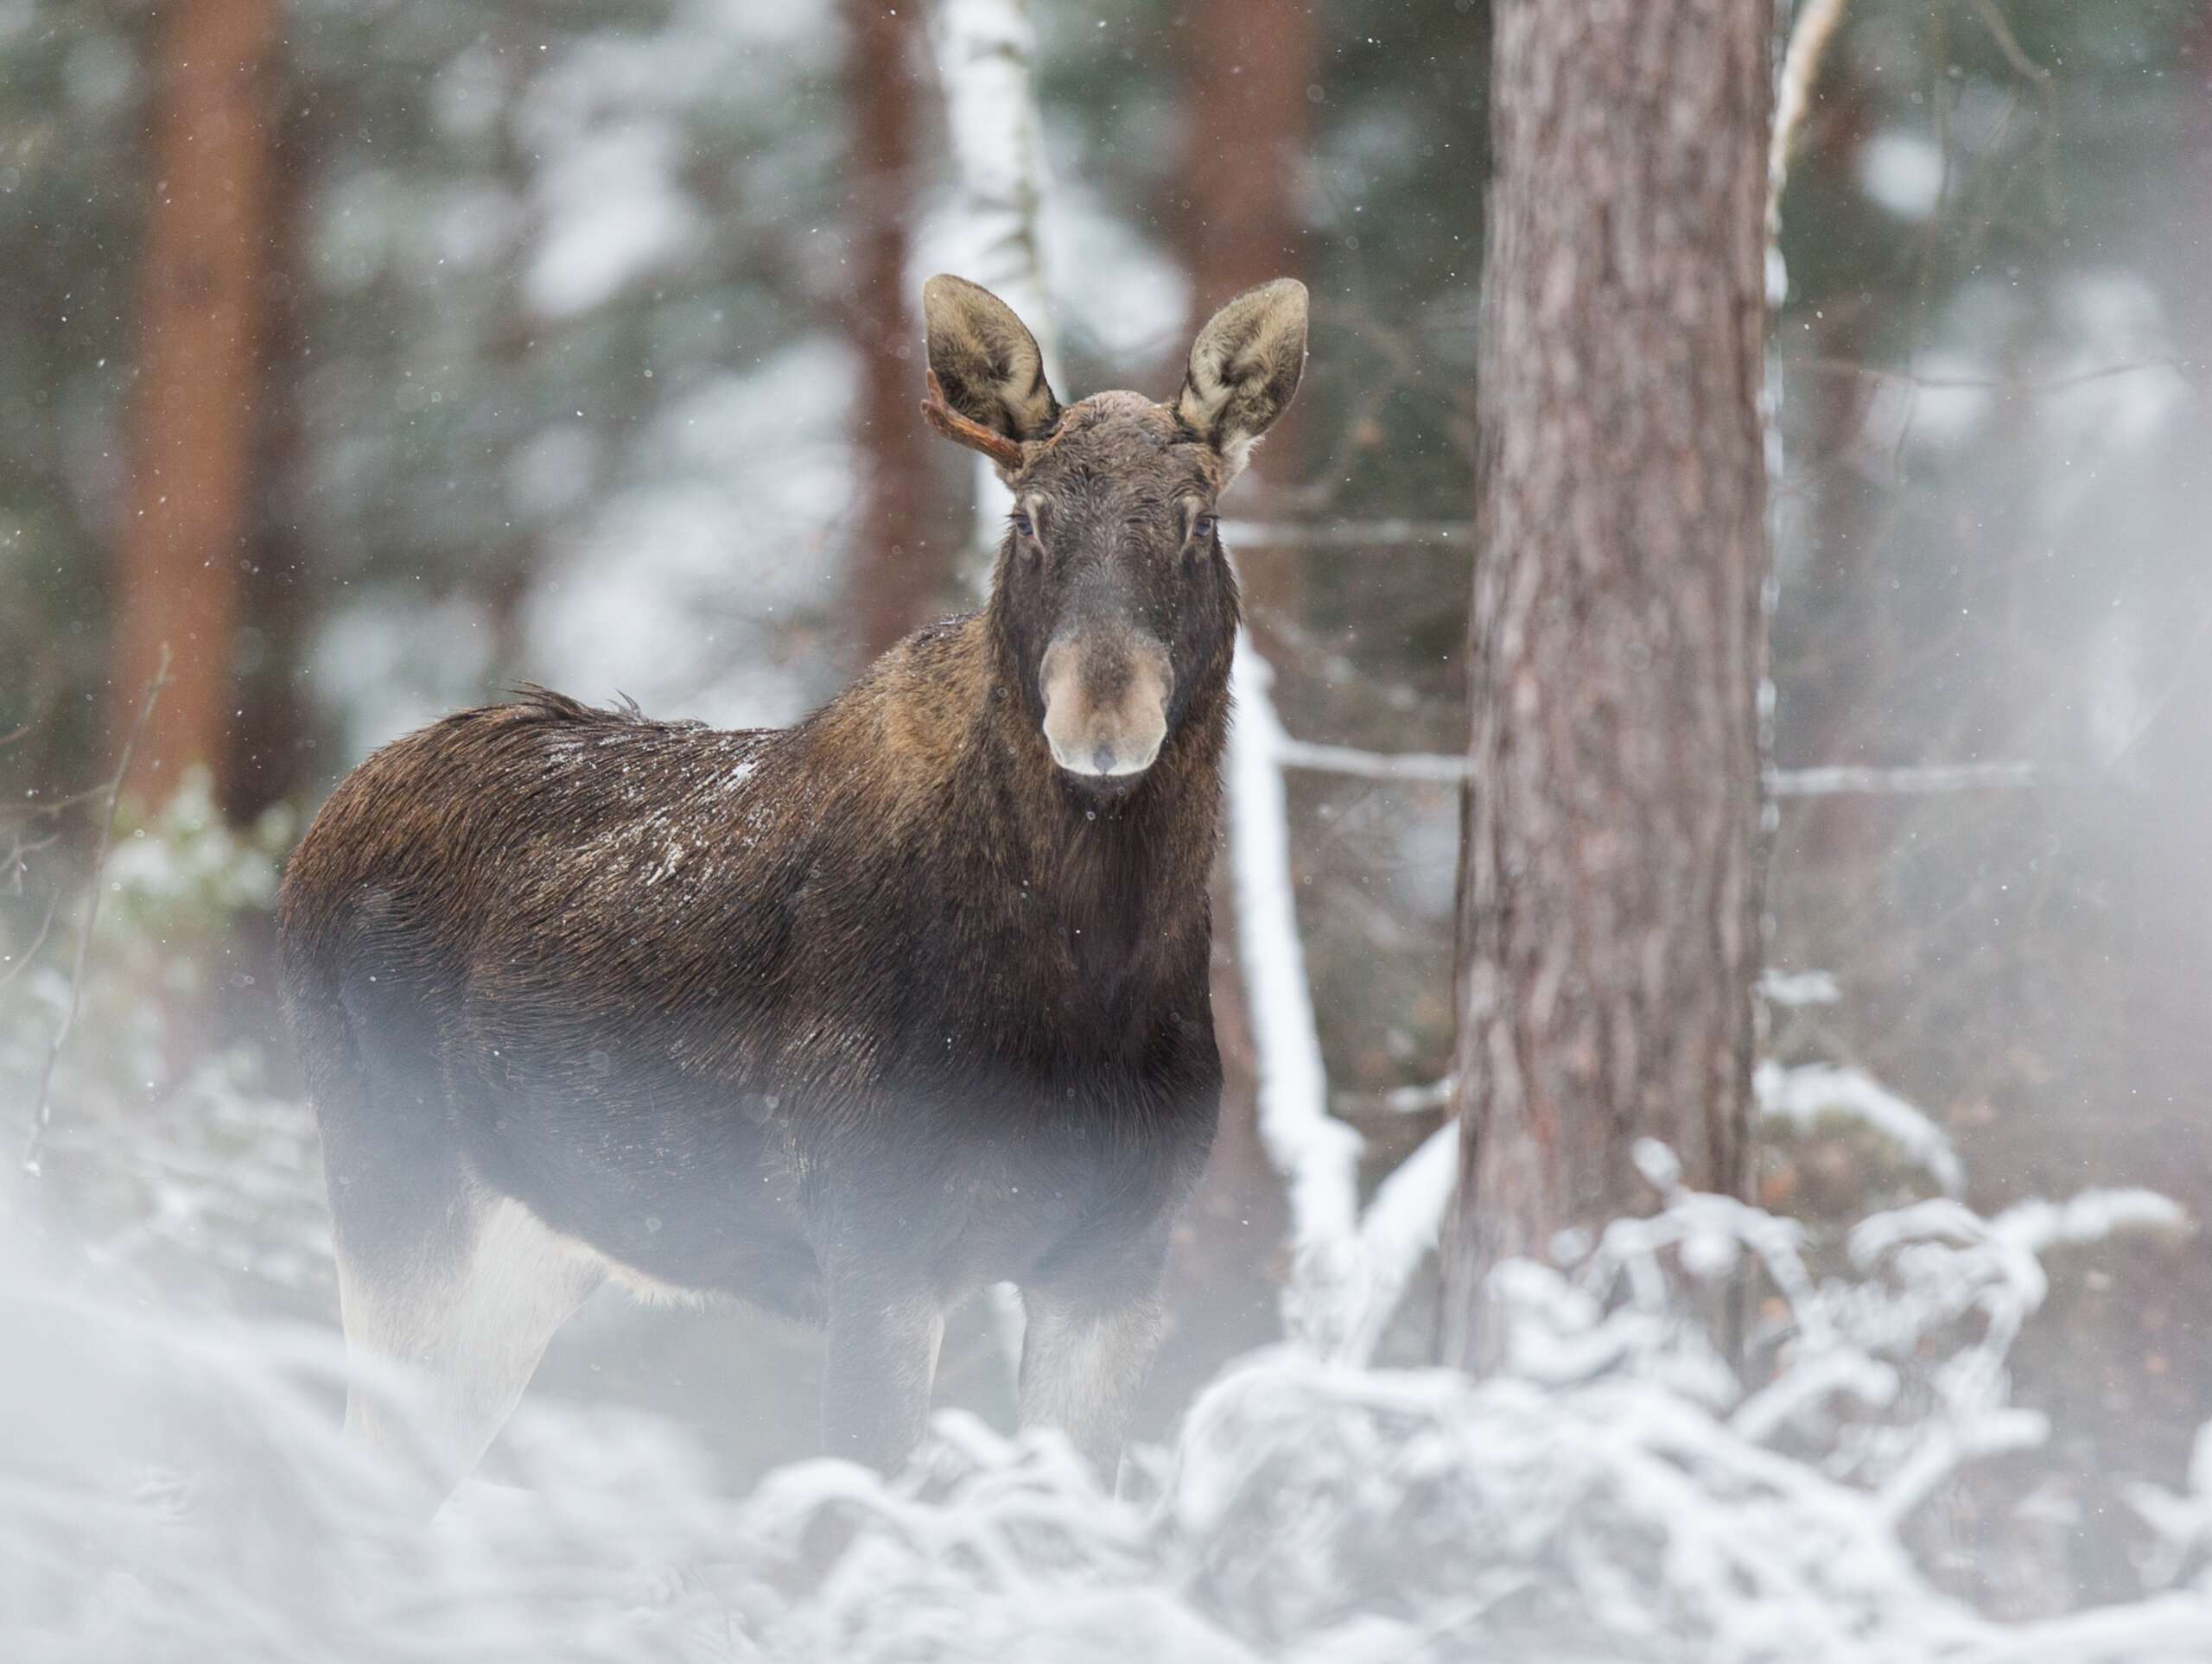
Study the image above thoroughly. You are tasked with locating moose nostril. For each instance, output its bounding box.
[1093,743,1114,774]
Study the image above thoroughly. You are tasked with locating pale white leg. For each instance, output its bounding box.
[1017,1290,1164,1490]
[337,1194,605,1511]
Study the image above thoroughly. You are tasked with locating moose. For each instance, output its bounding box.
[280,274,1308,1503]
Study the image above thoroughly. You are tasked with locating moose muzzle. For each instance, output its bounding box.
[1039,631,1173,784]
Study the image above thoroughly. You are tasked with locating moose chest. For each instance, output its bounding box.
[771,869,1219,1286]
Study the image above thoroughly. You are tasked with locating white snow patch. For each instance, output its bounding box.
[1760,969,1842,1009]
[1857,130,1947,219]
[1993,1189,2191,1257]
[525,121,702,318]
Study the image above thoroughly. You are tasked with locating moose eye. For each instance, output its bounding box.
[1011,508,1035,540]
[1191,513,1218,543]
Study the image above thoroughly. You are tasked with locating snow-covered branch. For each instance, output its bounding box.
[1271,740,2039,801]
[1225,632,1465,1362]
[1272,737,1470,784]
[1265,739,2035,801]
[1755,1060,1967,1197]
[1219,518,1469,549]
[1224,630,1363,1352]
[1766,760,2037,797]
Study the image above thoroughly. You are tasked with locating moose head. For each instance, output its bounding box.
[921,274,1307,795]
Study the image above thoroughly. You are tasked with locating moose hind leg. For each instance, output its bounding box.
[1018,1282,1166,1492]
[336,1192,605,1510]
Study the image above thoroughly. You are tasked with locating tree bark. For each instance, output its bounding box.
[112,0,280,803]
[845,0,936,662]
[1440,0,1774,1370]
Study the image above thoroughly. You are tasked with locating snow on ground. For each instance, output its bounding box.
[4,1155,2210,1663]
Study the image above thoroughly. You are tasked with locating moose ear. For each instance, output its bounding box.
[1175,278,1308,476]
[922,275,1062,446]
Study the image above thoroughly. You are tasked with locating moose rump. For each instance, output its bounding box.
[280,271,1307,1504]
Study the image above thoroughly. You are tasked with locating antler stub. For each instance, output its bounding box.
[920,369,1027,473]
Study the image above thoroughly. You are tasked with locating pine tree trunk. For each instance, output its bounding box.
[845,0,934,662]
[112,0,280,803]
[1440,0,1774,1370]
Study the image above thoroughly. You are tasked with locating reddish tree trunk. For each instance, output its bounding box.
[1179,0,1316,314]
[1441,0,1773,1369]
[845,0,936,661]
[1177,0,1316,518]
[113,0,281,803]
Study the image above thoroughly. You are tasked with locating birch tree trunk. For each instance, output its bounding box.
[1440,0,1774,1370]
[930,0,1057,559]
[111,0,279,803]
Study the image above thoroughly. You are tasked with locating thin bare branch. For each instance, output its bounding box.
[0,891,60,994]
[1275,738,1471,784]
[23,644,170,1175]
[1783,354,2191,396]
[1967,0,2051,86]
[1336,1075,1457,1116]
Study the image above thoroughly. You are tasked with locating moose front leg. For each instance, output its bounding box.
[1018,1274,1167,1491]
[821,1270,944,1472]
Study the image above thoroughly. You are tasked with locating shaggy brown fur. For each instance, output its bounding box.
[281,276,1306,1496]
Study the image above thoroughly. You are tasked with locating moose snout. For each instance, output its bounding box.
[1039,633,1173,784]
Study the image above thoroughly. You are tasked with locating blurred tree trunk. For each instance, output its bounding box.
[226,84,315,824]
[845,0,935,661]
[1152,0,1317,1406]
[1179,0,1315,317]
[112,0,281,804]
[1177,0,1315,516]
[1440,0,1773,1370]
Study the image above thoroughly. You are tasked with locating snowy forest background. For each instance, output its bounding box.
[6,1,2212,1659]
